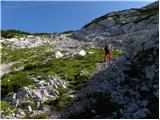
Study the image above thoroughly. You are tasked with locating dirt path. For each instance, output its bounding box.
[0,62,17,78]
[94,61,106,75]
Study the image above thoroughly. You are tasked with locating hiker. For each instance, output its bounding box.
[104,44,112,63]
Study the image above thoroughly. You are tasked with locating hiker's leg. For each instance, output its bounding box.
[104,55,107,63]
[108,53,111,61]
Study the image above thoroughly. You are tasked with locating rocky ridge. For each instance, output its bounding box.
[72,1,158,48]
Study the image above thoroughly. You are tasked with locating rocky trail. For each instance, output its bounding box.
[0,62,18,78]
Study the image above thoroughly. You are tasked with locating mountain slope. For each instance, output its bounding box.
[1,1,159,119]
[72,1,158,48]
[60,1,159,119]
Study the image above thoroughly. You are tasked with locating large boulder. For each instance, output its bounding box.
[78,50,86,56]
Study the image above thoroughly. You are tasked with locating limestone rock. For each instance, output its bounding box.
[54,51,63,58]
[78,50,86,56]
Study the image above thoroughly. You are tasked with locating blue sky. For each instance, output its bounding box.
[1,1,156,33]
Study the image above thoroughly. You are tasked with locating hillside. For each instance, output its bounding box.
[61,1,159,119]
[72,1,158,48]
[0,1,159,119]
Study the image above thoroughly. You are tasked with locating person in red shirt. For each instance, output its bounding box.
[104,44,112,63]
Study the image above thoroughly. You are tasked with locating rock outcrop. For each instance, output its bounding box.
[60,1,159,119]
[72,1,158,48]
[1,75,68,119]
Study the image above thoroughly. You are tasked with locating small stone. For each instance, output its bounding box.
[13,93,16,99]
[69,95,74,98]
[133,108,150,119]
[15,99,20,107]
[28,105,32,112]
[37,101,41,109]
[12,112,15,117]
[80,70,88,76]
[88,52,95,54]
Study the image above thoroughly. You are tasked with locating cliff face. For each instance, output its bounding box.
[61,1,159,119]
[72,1,158,48]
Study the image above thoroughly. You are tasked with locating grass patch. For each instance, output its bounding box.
[1,47,124,98]
[1,71,34,97]
[32,112,48,119]
[1,29,52,38]
[56,95,73,110]
[1,44,53,64]
[1,101,13,111]
[54,87,73,110]
[43,99,56,106]
[1,101,14,116]
[43,87,72,110]
[21,100,37,110]
[60,30,74,34]
[1,29,30,38]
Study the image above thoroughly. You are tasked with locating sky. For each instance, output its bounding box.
[1,0,156,33]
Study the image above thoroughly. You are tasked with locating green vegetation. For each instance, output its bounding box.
[1,71,34,98]
[60,30,74,34]
[32,112,48,119]
[1,101,13,111]
[1,46,124,98]
[1,29,31,38]
[56,95,73,110]
[135,7,158,23]
[55,87,73,110]
[43,99,56,106]
[83,5,158,28]
[33,32,52,38]
[1,46,125,115]
[43,88,72,110]
[1,101,14,116]
[139,7,158,16]
[1,29,52,38]
[83,14,120,28]
[21,100,37,110]
[112,48,127,58]
[1,44,53,64]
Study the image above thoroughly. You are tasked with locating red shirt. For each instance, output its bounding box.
[105,47,110,55]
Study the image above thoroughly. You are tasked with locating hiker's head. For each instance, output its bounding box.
[109,43,112,48]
